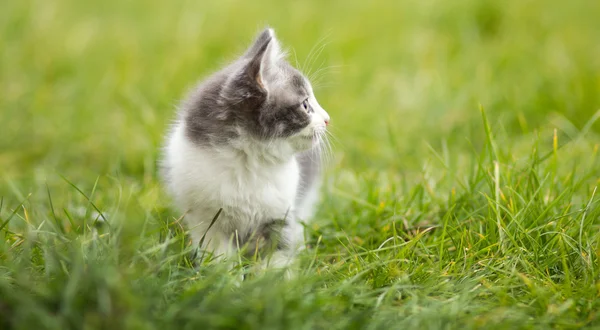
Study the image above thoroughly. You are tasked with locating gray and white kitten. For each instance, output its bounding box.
[162,28,330,268]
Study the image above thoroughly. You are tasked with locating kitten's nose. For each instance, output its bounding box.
[325,119,330,126]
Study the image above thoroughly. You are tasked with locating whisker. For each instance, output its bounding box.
[302,33,330,75]
[310,83,338,91]
[291,47,300,70]
[325,136,334,165]
[316,129,333,166]
[303,34,331,79]
[305,42,330,79]
[324,130,341,146]
[308,64,344,84]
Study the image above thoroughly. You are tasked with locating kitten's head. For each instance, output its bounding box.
[185,28,330,153]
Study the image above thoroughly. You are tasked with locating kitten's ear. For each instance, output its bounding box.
[244,28,282,90]
[244,28,277,59]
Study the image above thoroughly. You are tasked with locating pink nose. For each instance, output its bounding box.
[325,120,330,126]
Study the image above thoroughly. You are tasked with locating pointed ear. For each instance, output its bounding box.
[244,28,282,90]
[244,28,276,58]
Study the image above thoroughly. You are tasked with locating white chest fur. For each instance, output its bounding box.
[164,122,300,239]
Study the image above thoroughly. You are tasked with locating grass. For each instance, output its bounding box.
[1,0,600,328]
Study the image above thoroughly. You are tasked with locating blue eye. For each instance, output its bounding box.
[302,99,309,111]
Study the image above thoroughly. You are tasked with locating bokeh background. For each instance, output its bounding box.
[3,0,599,177]
[2,0,600,327]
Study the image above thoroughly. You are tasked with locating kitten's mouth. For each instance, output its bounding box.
[301,135,319,144]
[296,129,326,147]
[295,134,317,147]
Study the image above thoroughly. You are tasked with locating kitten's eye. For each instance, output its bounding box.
[302,99,309,110]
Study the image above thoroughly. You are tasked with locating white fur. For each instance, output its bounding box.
[164,95,329,262]
[165,122,302,258]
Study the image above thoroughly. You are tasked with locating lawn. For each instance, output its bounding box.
[1,0,600,328]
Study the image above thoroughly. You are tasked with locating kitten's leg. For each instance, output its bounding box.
[185,210,233,261]
[186,213,247,284]
[245,217,304,278]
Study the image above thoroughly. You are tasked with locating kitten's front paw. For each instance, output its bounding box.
[243,251,296,280]
[265,250,297,280]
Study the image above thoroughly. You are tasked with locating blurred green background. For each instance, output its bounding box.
[2,0,599,179]
[2,0,600,328]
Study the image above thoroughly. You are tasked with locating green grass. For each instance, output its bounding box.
[2,0,600,328]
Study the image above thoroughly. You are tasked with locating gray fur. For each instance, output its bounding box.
[182,29,312,146]
[296,148,322,204]
[241,219,288,256]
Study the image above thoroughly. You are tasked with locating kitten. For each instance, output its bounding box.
[161,28,330,269]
